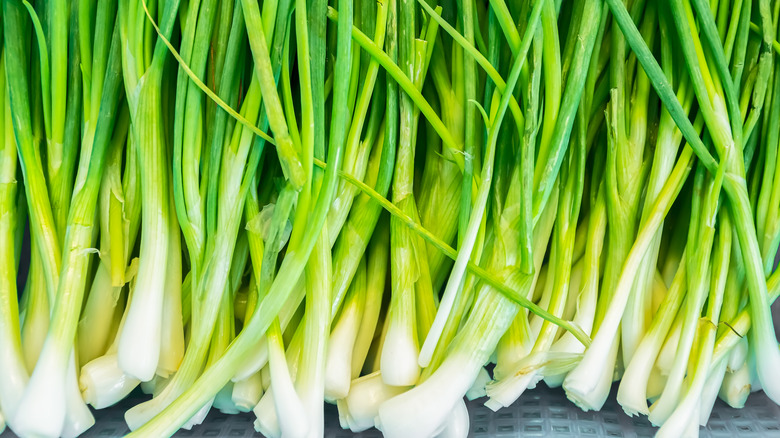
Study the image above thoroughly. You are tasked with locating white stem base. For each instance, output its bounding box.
[376,354,480,438]
[380,319,420,386]
[80,354,140,409]
[232,371,264,412]
[182,399,213,429]
[434,400,469,438]
[466,367,490,401]
[12,342,68,438]
[253,387,280,438]
[215,382,240,414]
[563,336,619,412]
[699,360,727,425]
[232,337,269,382]
[336,371,409,433]
[719,359,751,408]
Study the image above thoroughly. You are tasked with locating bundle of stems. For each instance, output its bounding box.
[4,1,780,438]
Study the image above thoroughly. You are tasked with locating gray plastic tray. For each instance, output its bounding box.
[3,382,778,437]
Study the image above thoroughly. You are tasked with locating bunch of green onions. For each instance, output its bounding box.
[2,0,780,437]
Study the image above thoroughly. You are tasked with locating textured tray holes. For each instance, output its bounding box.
[602,415,619,425]
[736,423,754,432]
[632,418,652,428]
[605,428,623,437]
[472,424,489,434]
[522,424,542,432]
[730,412,745,420]
[496,424,516,433]
[522,399,541,407]
[763,422,780,431]
[708,422,728,432]
[552,424,571,433]
[202,429,221,436]
[579,425,599,435]
[522,411,542,419]
[550,411,568,419]
[496,412,513,419]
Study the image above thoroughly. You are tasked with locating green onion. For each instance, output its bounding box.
[5,1,780,437]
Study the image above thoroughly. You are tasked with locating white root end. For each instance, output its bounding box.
[324,300,362,401]
[337,372,409,433]
[13,344,68,438]
[62,353,95,438]
[376,355,479,438]
[434,400,469,438]
[80,354,140,409]
[232,371,264,412]
[380,320,420,386]
[563,336,619,412]
[253,388,280,438]
[465,367,490,401]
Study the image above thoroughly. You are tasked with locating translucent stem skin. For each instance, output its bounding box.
[617,255,687,416]
[118,67,170,382]
[0,50,28,429]
[156,192,184,378]
[12,19,124,437]
[20,252,49,370]
[80,354,141,409]
[231,371,263,412]
[377,329,505,437]
[564,146,695,411]
[337,372,410,433]
[78,264,122,364]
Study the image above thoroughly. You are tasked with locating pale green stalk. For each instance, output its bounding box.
[382,0,434,386]
[77,108,130,366]
[564,144,696,411]
[617,249,688,416]
[171,0,219,278]
[116,0,179,382]
[604,0,780,407]
[415,3,465,293]
[4,0,61,318]
[648,160,726,426]
[351,219,390,378]
[326,2,388,245]
[376,183,560,438]
[124,0,283,427]
[239,0,304,189]
[616,1,658,364]
[20,243,49,370]
[658,212,731,436]
[544,166,607,388]
[419,0,545,367]
[0,50,28,431]
[125,1,351,433]
[13,22,124,437]
[486,105,587,410]
[324,257,366,401]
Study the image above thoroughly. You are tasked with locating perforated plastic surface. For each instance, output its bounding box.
[2,383,779,437]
